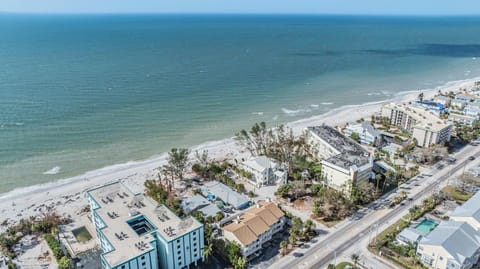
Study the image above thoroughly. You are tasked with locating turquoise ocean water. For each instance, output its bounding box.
[1,14,480,194]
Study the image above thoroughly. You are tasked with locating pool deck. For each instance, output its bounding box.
[60,212,99,258]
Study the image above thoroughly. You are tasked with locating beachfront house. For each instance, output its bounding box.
[416,221,480,269]
[448,113,478,126]
[434,96,451,106]
[456,94,475,103]
[414,100,447,115]
[180,194,221,218]
[381,143,403,162]
[465,105,480,118]
[222,201,285,259]
[451,98,468,110]
[306,125,373,194]
[381,103,453,148]
[202,181,250,210]
[343,121,381,146]
[241,156,287,188]
[86,181,204,269]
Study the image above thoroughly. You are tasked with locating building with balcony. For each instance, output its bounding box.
[86,182,204,269]
[307,125,373,194]
[344,121,381,145]
[241,156,287,188]
[222,201,285,259]
[381,103,452,148]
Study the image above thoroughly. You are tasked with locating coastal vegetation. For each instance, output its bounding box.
[455,122,480,143]
[0,213,71,268]
[235,122,315,176]
[45,233,72,269]
[144,179,183,216]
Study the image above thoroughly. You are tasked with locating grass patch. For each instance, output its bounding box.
[336,261,354,269]
[318,219,341,228]
[442,185,473,204]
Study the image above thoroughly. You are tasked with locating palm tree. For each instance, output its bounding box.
[202,242,213,264]
[235,256,247,269]
[418,92,424,102]
[289,234,296,246]
[350,253,360,269]
[304,219,315,238]
[280,240,288,256]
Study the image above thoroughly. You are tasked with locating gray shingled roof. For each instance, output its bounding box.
[451,191,480,221]
[419,221,480,264]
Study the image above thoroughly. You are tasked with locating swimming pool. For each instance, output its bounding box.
[72,226,93,243]
[415,219,438,235]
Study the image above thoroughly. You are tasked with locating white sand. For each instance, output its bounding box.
[0,77,478,231]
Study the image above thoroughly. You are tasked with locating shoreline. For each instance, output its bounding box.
[1,76,479,227]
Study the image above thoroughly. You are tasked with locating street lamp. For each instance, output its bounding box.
[327,243,337,266]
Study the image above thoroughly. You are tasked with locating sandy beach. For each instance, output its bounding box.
[1,77,478,231]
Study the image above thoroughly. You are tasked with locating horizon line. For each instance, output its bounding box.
[1,11,480,17]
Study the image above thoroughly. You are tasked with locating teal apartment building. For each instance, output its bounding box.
[86,182,204,269]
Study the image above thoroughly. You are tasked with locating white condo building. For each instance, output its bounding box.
[307,125,373,194]
[87,182,204,269]
[241,156,287,188]
[381,103,453,148]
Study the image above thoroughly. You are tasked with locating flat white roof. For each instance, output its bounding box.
[87,182,202,267]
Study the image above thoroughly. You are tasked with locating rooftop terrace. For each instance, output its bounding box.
[87,182,202,267]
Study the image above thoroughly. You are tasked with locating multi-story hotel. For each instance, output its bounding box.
[86,182,204,269]
[381,103,453,148]
[223,201,285,259]
[307,125,373,194]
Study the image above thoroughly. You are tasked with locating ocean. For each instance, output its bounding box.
[1,14,480,194]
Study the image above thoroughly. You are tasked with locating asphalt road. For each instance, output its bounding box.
[279,145,480,269]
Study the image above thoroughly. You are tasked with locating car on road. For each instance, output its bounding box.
[436,163,444,169]
[469,156,476,161]
[407,197,413,201]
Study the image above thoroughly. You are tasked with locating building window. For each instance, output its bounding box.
[194,248,197,252]
[121,266,125,269]
[178,256,181,260]
[193,232,196,235]
[178,262,182,266]
[177,239,180,243]
[141,256,145,260]
[193,243,197,247]
[177,251,181,254]
[177,245,181,249]
[141,262,146,266]
[193,237,196,241]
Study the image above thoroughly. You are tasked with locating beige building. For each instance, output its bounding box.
[381,103,452,148]
[306,125,373,194]
[223,201,285,258]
